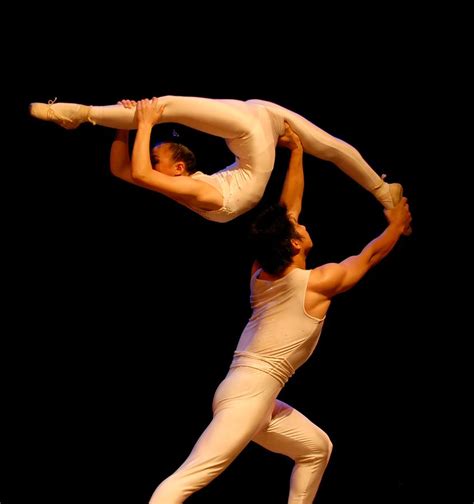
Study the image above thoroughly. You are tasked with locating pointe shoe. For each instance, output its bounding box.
[29,99,91,130]
[389,183,412,236]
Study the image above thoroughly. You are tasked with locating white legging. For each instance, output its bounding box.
[150,367,332,503]
[89,95,385,194]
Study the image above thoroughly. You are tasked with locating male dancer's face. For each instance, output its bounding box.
[294,221,313,255]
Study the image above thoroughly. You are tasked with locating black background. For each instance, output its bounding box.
[2,10,470,504]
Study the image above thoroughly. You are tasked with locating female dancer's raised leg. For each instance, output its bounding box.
[29,96,257,139]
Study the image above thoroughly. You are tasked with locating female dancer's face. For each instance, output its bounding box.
[151,143,182,176]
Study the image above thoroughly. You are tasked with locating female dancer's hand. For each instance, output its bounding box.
[118,99,137,108]
[136,97,165,126]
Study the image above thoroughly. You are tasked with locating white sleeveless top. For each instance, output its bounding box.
[186,165,272,223]
[231,268,325,385]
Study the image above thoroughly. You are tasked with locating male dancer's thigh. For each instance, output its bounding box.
[252,400,332,503]
[252,399,330,459]
[171,368,281,483]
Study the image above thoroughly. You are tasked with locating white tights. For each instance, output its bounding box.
[88,95,390,202]
[149,367,332,503]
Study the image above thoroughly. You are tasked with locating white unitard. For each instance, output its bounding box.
[88,96,387,222]
[150,268,332,503]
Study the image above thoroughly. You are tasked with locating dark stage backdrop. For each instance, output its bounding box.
[2,24,469,504]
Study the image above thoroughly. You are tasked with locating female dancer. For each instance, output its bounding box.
[30,95,406,226]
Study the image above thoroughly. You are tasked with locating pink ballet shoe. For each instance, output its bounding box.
[29,99,91,130]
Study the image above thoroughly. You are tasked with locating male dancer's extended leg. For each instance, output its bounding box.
[150,368,281,503]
